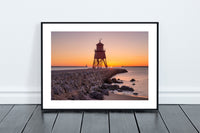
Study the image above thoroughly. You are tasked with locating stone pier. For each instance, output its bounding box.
[51,68,127,100]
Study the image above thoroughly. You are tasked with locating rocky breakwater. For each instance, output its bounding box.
[51,68,128,100]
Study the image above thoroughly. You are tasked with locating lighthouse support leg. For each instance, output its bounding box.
[103,59,108,68]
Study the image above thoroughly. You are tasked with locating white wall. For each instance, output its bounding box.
[0,0,200,104]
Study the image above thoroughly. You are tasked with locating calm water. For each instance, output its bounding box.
[52,66,148,97]
[112,67,148,97]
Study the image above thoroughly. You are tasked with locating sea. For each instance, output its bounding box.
[52,66,148,97]
[112,67,148,97]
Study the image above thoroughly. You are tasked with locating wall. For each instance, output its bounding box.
[0,0,200,104]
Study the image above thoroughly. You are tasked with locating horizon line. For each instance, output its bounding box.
[51,65,148,67]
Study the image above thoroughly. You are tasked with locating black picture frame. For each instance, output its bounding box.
[41,22,159,111]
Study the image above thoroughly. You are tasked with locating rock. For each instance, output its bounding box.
[130,78,136,82]
[63,84,70,92]
[133,92,138,95]
[100,84,107,89]
[101,84,119,90]
[111,78,117,82]
[117,89,123,92]
[60,80,64,85]
[52,86,64,95]
[52,87,59,95]
[96,87,109,95]
[90,86,99,91]
[51,68,129,100]
[112,78,123,83]
[109,85,120,90]
[68,94,76,100]
[104,78,112,84]
[102,89,109,95]
[78,91,87,100]
[89,91,104,100]
[117,80,123,84]
[120,86,134,91]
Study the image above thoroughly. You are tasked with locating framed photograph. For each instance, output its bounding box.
[41,22,158,110]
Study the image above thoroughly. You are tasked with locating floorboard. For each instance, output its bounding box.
[159,105,198,133]
[0,105,13,123]
[180,105,200,132]
[81,111,109,133]
[52,111,83,133]
[135,110,169,133]
[0,104,200,133]
[109,111,139,133]
[0,105,36,133]
[22,105,57,133]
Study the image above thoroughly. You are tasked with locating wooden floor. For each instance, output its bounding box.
[0,105,199,133]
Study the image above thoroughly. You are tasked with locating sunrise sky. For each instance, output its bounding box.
[51,32,148,67]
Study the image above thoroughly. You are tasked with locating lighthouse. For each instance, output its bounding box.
[93,39,108,68]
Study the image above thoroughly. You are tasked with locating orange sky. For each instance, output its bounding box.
[51,32,148,67]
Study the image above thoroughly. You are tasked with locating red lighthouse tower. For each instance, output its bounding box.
[93,39,108,68]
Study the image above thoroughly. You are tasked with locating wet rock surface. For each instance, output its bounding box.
[133,92,138,95]
[130,78,136,82]
[101,84,120,90]
[120,86,134,91]
[101,84,134,92]
[111,78,123,83]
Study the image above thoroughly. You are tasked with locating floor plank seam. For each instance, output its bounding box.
[133,112,141,133]
[51,112,59,132]
[21,105,38,133]
[179,105,200,133]
[158,110,170,133]
[79,112,84,133]
[0,105,14,125]
[1,104,199,133]
[108,111,111,133]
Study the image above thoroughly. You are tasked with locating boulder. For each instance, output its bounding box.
[89,91,104,100]
[77,91,87,100]
[52,86,64,95]
[120,86,134,91]
[90,86,99,91]
[104,78,112,84]
[67,95,75,100]
[130,78,136,82]
[117,89,123,92]
[111,78,117,82]
[133,92,138,95]
[63,84,70,92]
[102,89,109,95]
[101,84,119,90]
[112,78,123,83]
